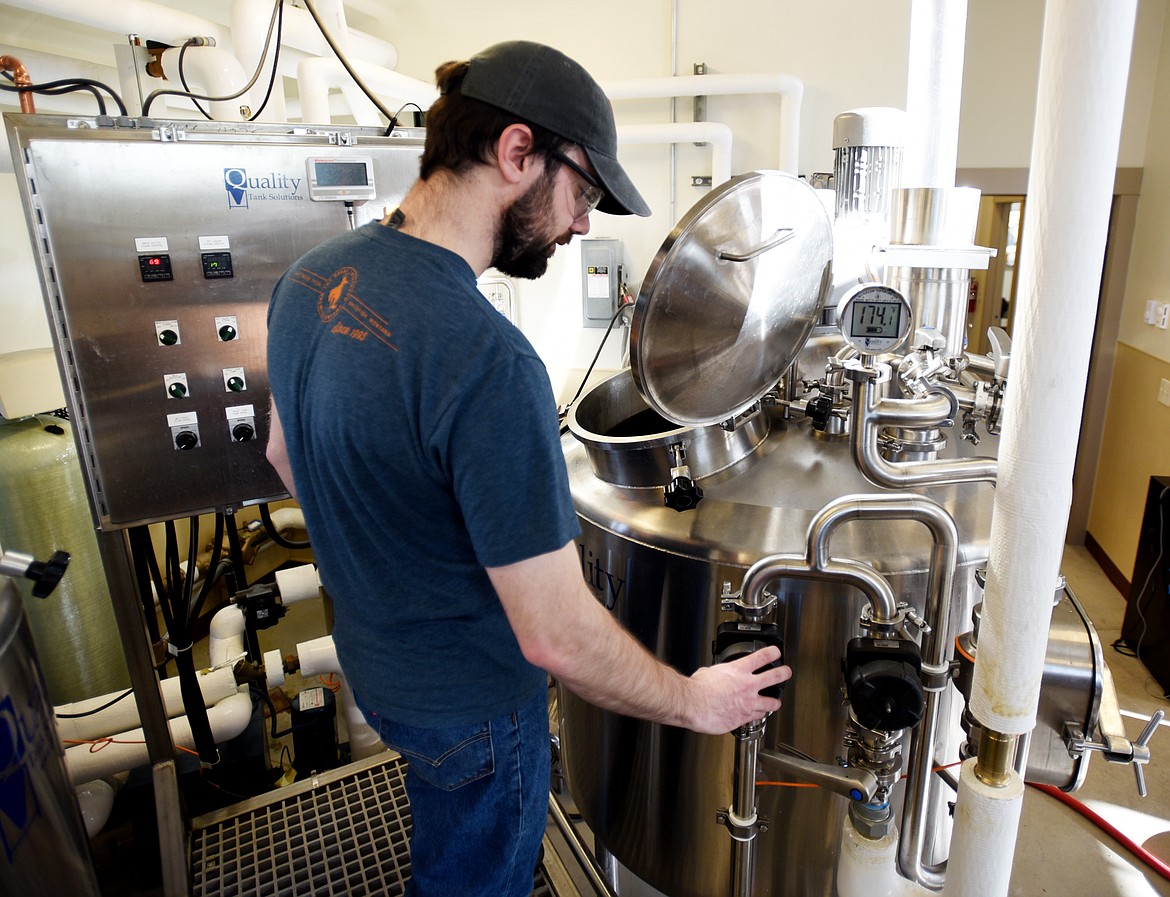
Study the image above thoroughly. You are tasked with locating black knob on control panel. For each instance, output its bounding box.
[227,376,245,392]
[219,324,238,341]
[233,423,255,442]
[175,430,199,450]
[168,381,188,398]
[158,329,179,346]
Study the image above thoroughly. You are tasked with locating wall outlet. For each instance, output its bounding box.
[1159,304,1170,330]
[1159,379,1170,407]
[1147,300,1159,324]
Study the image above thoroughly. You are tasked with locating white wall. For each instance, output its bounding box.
[1119,3,1170,360]
[0,0,1166,394]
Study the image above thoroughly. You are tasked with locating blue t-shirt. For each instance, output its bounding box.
[267,221,579,727]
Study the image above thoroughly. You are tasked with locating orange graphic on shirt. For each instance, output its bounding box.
[292,266,397,350]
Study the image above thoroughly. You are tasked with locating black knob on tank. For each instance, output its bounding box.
[805,395,834,431]
[233,423,255,442]
[842,637,925,732]
[664,475,704,512]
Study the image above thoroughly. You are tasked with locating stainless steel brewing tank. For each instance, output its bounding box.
[559,376,994,897]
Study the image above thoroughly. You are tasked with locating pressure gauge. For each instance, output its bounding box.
[838,283,912,355]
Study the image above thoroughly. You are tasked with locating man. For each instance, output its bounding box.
[266,40,791,897]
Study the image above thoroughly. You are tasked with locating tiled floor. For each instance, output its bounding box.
[1007,544,1170,896]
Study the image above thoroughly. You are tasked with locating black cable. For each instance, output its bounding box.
[1,76,127,115]
[384,102,423,135]
[56,688,134,719]
[188,514,226,630]
[248,0,285,121]
[561,303,629,415]
[177,40,213,121]
[259,502,312,550]
[302,0,397,122]
[141,0,282,117]
[1,74,107,114]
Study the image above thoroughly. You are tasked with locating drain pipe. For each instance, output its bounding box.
[599,73,803,174]
[943,2,1137,896]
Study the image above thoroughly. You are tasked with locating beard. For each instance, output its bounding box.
[490,168,569,280]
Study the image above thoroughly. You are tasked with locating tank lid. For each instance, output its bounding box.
[629,170,833,427]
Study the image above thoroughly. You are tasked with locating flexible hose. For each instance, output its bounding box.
[1029,782,1170,882]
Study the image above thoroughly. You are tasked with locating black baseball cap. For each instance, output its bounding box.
[460,40,651,217]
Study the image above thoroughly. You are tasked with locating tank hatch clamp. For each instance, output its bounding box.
[0,548,70,598]
[842,636,926,732]
[1066,709,1163,798]
[663,443,704,512]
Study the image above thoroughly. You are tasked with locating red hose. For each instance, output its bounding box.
[1029,782,1170,882]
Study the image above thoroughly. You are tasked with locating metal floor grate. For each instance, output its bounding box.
[191,753,556,897]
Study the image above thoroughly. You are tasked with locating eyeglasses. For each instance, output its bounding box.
[549,149,605,218]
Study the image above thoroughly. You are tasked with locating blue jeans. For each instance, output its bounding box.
[356,689,550,897]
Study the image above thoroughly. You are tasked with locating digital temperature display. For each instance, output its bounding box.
[837,283,912,354]
[850,300,903,339]
[138,253,173,282]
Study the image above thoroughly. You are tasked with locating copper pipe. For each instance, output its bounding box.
[1,55,36,113]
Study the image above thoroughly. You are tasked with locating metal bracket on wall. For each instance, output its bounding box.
[693,62,708,146]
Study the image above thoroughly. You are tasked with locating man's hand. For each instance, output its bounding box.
[684,646,792,735]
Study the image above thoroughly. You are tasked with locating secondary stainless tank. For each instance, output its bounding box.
[558,172,994,897]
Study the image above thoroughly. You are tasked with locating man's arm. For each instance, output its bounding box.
[489,542,791,735]
[265,397,300,502]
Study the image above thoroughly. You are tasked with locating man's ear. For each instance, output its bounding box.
[496,123,539,185]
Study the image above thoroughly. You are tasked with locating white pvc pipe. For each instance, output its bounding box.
[274,562,320,605]
[617,122,733,187]
[75,779,118,838]
[950,2,1137,896]
[297,635,385,760]
[230,0,397,71]
[158,46,251,121]
[63,691,252,784]
[3,0,227,46]
[903,0,968,188]
[56,666,238,743]
[599,73,803,175]
[296,55,438,124]
[209,604,247,669]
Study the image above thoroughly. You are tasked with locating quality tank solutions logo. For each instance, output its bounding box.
[223,167,305,209]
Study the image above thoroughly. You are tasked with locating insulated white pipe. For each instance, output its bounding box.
[599,73,803,174]
[63,691,252,784]
[617,122,733,187]
[950,2,1137,896]
[903,0,967,188]
[3,0,227,46]
[297,635,385,760]
[296,55,438,124]
[158,46,251,121]
[56,666,238,743]
[230,0,397,70]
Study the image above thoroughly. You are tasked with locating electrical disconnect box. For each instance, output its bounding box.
[581,238,622,328]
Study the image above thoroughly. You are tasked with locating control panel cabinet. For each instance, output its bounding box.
[6,114,423,528]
